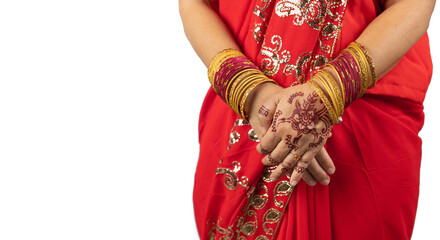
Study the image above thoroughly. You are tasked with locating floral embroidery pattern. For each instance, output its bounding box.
[260,37,330,85]
[253,0,274,43]
[260,35,295,77]
[275,0,327,30]
[216,161,249,191]
[256,0,347,83]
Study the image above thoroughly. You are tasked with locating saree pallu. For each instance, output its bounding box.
[194,0,433,239]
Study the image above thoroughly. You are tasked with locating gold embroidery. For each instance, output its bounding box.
[239,210,258,236]
[207,218,235,240]
[262,208,283,235]
[261,40,330,85]
[227,119,249,149]
[275,0,327,30]
[274,181,293,208]
[248,129,260,142]
[294,51,313,83]
[260,35,295,77]
[216,161,249,190]
[257,0,347,81]
[253,0,273,43]
[249,183,269,210]
[228,131,240,150]
[319,0,347,57]
[256,236,270,240]
[262,166,278,182]
[254,23,265,44]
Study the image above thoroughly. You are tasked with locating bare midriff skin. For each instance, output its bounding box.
[179,0,435,186]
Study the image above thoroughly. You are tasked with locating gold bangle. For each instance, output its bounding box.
[207,48,280,120]
[208,50,242,87]
[232,75,255,115]
[325,64,345,105]
[227,69,257,106]
[347,44,370,97]
[229,71,259,114]
[315,73,341,118]
[319,70,344,118]
[323,70,344,117]
[354,41,377,88]
[308,79,338,125]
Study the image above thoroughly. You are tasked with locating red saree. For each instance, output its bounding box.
[193,0,433,239]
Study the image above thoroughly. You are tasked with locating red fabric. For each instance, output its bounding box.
[193,0,432,239]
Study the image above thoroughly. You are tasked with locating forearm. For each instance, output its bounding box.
[179,0,240,66]
[356,0,435,81]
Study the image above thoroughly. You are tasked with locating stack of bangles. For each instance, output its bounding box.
[207,49,277,120]
[207,42,376,125]
[308,41,377,125]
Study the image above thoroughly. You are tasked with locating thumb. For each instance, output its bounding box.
[258,94,280,137]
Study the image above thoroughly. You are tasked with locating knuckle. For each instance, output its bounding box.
[282,160,296,169]
[277,124,290,133]
[257,106,270,118]
[260,145,270,155]
[267,154,280,164]
[315,149,324,160]
[298,158,311,166]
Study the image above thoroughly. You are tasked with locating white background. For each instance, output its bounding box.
[0,1,438,239]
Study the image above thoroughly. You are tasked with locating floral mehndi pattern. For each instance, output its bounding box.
[277,91,332,152]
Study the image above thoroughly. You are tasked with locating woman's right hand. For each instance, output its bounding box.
[245,82,335,186]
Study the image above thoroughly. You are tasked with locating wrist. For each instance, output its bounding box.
[207,48,277,120]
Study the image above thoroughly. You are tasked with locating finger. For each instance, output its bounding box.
[263,153,281,166]
[301,170,317,186]
[307,157,330,185]
[267,132,310,180]
[261,140,292,166]
[257,95,280,137]
[269,149,304,181]
[288,150,313,186]
[256,131,281,155]
[289,136,328,186]
[315,147,335,175]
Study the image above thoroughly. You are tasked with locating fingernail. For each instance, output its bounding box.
[327,168,335,174]
[309,179,317,186]
[322,178,330,185]
[291,180,298,186]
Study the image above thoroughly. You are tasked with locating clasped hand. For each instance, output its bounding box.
[247,82,335,186]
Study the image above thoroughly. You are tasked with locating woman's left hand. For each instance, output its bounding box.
[255,82,333,186]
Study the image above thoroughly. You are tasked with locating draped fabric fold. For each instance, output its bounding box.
[193,0,432,239]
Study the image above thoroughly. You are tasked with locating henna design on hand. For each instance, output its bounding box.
[308,136,324,149]
[271,110,283,132]
[294,166,306,173]
[268,154,280,165]
[280,163,290,174]
[288,92,305,104]
[278,91,332,150]
[285,134,301,150]
[258,106,270,117]
[279,92,322,135]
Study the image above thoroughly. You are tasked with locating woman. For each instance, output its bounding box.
[179,0,435,239]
